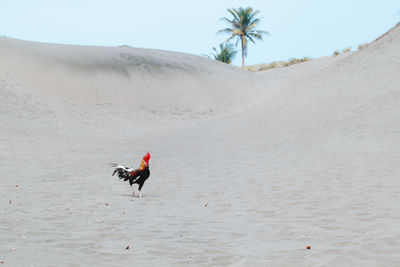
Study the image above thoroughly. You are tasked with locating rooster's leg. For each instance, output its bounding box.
[131,185,135,196]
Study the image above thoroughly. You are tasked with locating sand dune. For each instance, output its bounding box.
[1,24,400,266]
[0,37,263,113]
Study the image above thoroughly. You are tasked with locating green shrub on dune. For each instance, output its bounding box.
[358,43,369,50]
[342,47,352,53]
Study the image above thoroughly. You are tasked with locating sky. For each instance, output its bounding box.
[1,0,399,66]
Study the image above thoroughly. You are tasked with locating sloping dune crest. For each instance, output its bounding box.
[255,22,400,151]
[0,37,263,113]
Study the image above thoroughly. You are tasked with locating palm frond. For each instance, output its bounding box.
[248,10,260,22]
[217,28,234,34]
[247,35,256,44]
[247,32,264,41]
[235,37,240,47]
[227,8,240,22]
[248,18,261,30]
[254,29,270,36]
[220,17,233,24]
[233,29,243,36]
[225,35,237,43]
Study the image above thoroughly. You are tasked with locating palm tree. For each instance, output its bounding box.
[211,43,237,64]
[218,7,270,68]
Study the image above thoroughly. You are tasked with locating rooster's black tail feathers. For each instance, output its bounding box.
[111,163,141,185]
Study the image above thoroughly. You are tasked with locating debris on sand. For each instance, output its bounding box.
[204,202,208,207]
[126,245,130,250]
[105,203,109,206]
[306,245,311,250]
[9,200,11,205]
[15,185,19,188]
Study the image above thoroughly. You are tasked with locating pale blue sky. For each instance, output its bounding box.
[1,0,399,66]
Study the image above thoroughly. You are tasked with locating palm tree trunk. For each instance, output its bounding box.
[241,36,245,69]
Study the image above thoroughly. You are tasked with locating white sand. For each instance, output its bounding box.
[1,23,400,266]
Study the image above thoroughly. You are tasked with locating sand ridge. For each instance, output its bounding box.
[0,37,265,113]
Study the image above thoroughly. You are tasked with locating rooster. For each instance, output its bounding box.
[111,153,151,198]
